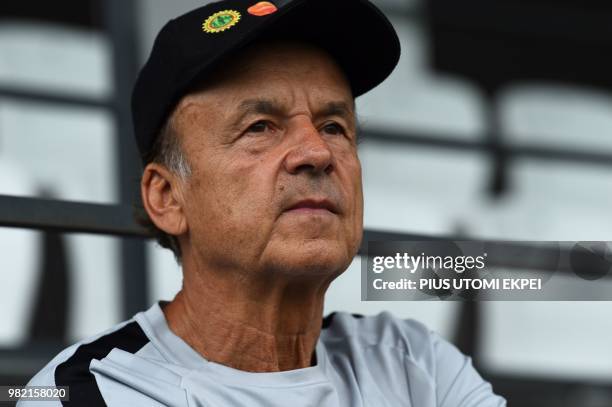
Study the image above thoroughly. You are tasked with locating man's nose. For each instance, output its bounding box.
[283,120,334,176]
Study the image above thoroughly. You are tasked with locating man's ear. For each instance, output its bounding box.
[141,163,188,236]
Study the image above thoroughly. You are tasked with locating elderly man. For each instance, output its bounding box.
[23,0,506,406]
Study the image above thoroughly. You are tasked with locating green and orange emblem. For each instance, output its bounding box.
[203,10,241,33]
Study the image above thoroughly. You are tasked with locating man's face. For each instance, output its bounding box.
[173,42,363,279]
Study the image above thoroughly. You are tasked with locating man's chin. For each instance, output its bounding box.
[264,239,352,277]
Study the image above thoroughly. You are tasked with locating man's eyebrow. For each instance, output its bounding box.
[233,99,284,122]
[224,99,282,131]
[317,101,356,122]
[230,98,356,127]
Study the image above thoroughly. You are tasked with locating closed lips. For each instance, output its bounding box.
[286,199,338,213]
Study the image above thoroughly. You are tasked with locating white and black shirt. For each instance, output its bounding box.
[21,302,506,406]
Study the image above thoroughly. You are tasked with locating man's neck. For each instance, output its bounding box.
[162,263,332,372]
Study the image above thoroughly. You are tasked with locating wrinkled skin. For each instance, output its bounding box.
[141,42,363,372]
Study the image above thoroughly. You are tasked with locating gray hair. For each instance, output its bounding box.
[154,114,192,180]
[135,113,192,264]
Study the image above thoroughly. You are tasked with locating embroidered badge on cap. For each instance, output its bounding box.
[203,10,241,33]
[247,1,278,16]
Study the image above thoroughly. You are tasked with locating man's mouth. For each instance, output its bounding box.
[285,199,339,214]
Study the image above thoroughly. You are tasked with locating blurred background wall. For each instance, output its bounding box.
[1,1,611,406]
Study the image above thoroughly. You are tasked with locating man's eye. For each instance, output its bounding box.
[322,123,346,136]
[247,120,270,133]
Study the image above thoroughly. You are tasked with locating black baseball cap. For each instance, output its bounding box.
[131,0,401,161]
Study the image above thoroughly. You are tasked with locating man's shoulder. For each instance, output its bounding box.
[321,310,437,357]
[21,319,149,405]
[321,311,506,406]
